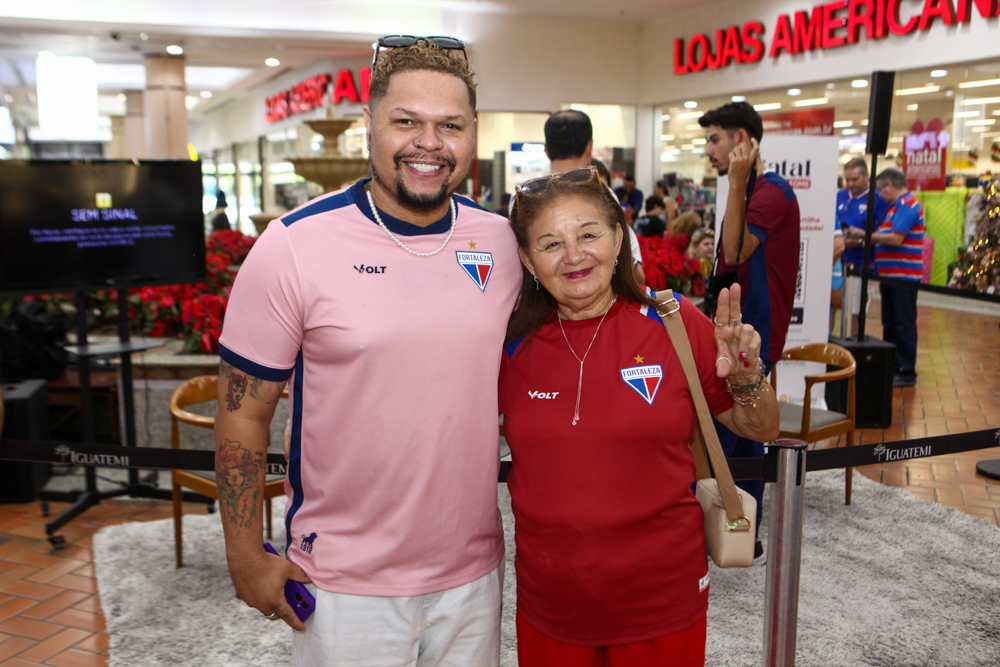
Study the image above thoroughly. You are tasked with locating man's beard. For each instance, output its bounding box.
[369,150,458,213]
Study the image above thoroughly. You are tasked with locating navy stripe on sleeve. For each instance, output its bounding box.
[219,344,294,382]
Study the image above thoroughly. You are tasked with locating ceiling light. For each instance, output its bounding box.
[662,114,671,121]
[841,129,860,135]
[681,143,695,149]
[692,148,705,154]
[140,32,149,41]
[787,88,802,96]
[265,58,280,67]
[731,95,746,102]
[982,131,1000,137]
[966,119,996,126]
[826,83,836,89]
[753,102,782,111]
[849,144,866,153]
[963,96,1000,105]
[888,136,902,142]
[684,101,698,109]
[685,124,701,130]
[930,70,947,78]
[994,110,1000,115]
[954,111,980,118]
[852,79,869,88]
[970,127,987,133]
[3,94,12,103]
[677,111,703,119]
[660,134,675,141]
[862,119,869,125]
[833,120,853,128]
[184,95,198,109]
[794,98,828,107]
[896,85,940,95]
[906,104,919,111]
[117,93,126,101]
[200,90,213,99]
[946,90,954,96]
[959,78,1000,89]
[166,45,184,55]
[692,138,706,145]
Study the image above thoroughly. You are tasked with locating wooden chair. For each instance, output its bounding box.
[769,343,858,505]
[170,375,287,567]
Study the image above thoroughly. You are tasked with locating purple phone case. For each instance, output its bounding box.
[264,542,315,622]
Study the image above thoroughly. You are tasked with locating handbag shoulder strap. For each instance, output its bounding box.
[655,291,751,532]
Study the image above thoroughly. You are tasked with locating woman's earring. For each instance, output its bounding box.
[613,259,619,275]
[534,275,540,290]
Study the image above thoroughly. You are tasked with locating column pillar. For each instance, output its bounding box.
[123,90,146,158]
[634,104,657,200]
[108,116,126,158]
[143,56,188,159]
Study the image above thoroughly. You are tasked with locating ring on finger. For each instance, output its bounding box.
[265,612,279,620]
[715,356,729,368]
[714,318,727,327]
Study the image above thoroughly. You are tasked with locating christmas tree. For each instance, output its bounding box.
[948,176,1000,294]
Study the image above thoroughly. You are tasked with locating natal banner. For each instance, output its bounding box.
[716,134,839,407]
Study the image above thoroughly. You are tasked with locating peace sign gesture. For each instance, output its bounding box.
[713,283,762,383]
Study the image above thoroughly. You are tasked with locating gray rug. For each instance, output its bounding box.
[94,470,1000,666]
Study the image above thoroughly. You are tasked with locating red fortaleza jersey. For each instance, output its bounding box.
[499,294,733,646]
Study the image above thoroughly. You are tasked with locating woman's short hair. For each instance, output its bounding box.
[506,177,656,343]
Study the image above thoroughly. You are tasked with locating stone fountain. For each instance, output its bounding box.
[289,108,370,193]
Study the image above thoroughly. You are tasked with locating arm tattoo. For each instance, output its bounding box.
[249,376,281,404]
[216,439,264,531]
[225,372,247,411]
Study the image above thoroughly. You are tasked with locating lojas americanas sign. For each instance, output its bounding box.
[674,0,999,74]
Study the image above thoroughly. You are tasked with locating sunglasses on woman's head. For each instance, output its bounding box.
[371,35,468,67]
[514,166,602,206]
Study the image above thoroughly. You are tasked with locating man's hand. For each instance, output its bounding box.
[846,226,866,240]
[727,137,759,185]
[228,547,312,632]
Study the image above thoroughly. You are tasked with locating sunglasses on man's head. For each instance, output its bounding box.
[371,35,468,68]
[514,166,602,206]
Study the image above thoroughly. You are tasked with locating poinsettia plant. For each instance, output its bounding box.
[637,232,702,293]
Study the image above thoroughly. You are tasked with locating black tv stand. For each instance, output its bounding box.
[41,288,214,548]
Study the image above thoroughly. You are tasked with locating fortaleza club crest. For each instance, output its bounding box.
[620,364,663,406]
[456,250,493,292]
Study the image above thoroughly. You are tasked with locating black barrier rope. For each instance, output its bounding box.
[3,427,998,484]
[844,266,1000,304]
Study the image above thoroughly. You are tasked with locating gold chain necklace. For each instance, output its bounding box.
[557,296,616,426]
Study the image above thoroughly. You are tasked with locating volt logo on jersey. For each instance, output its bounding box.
[620,364,663,406]
[456,250,494,292]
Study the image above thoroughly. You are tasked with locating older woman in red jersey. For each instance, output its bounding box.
[499,167,779,666]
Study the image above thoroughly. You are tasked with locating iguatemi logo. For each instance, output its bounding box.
[620,364,663,406]
[456,249,493,292]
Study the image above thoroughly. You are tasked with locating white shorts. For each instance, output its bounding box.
[293,562,503,667]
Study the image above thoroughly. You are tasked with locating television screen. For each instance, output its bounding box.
[0,160,206,295]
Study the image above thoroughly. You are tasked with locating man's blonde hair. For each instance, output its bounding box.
[369,40,477,111]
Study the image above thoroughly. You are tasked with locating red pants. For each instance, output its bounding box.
[516,612,706,667]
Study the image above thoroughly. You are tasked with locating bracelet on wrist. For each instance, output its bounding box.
[726,359,766,408]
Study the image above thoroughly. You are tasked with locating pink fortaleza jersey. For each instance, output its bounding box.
[219,179,521,596]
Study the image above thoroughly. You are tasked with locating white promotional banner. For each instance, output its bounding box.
[715,135,839,407]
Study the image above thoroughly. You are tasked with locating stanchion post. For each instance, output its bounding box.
[763,439,807,667]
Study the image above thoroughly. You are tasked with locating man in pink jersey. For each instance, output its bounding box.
[214,37,520,666]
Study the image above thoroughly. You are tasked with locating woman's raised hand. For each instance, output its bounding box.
[713,283,763,383]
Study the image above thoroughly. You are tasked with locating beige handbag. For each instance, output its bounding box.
[655,292,756,568]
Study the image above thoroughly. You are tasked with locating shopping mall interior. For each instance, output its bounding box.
[0,1,998,665]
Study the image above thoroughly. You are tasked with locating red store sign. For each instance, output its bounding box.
[674,0,999,74]
[266,69,371,123]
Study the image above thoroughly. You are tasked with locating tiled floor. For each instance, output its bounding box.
[0,301,998,666]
